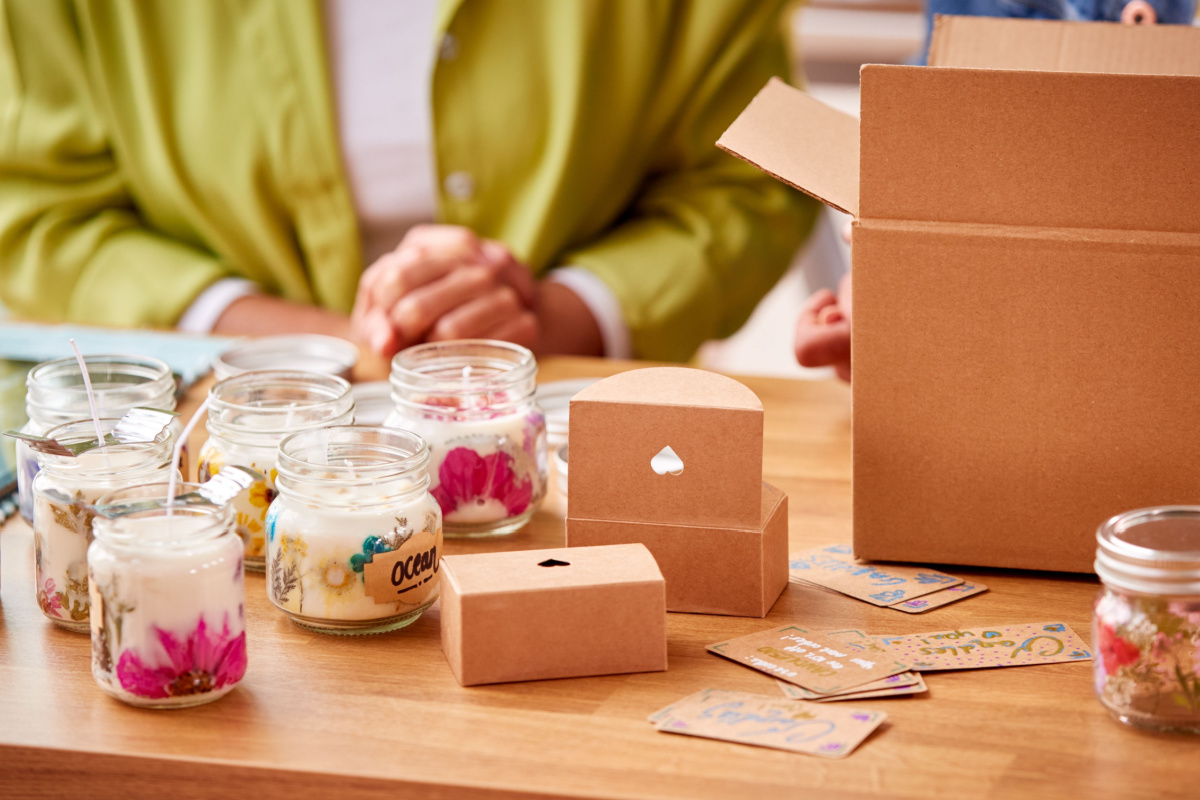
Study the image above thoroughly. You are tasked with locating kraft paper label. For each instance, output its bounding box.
[889,581,988,613]
[363,529,441,606]
[649,689,886,759]
[789,544,963,606]
[876,622,1092,671]
[708,625,910,694]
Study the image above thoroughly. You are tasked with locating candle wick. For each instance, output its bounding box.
[344,458,357,479]
[69,339,110,467]
[167,396,210,518]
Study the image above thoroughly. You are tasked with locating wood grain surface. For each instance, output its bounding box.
[0,357,1191,800]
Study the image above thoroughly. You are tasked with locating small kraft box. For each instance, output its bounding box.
[565,368,789,617]
[718,17,1200,574]
[439,543,667,686]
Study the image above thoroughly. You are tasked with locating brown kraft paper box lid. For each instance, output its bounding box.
[717,18,1200,573]
[568,482,789,618]
[569,367,764,530]
[439,543,667,686]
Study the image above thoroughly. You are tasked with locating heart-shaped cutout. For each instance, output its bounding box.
[538,558,571,567]
[650,445,684,476]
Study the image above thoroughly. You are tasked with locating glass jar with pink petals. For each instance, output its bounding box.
[384,341,547,537]
[1093,506,1200,733]
[88,483,247,709]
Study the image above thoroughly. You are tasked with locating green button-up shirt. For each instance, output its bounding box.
[0,0,815,360]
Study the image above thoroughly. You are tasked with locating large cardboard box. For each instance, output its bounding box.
[566,368,789,616]
[718,17,1200,573]
[439,544,667,686]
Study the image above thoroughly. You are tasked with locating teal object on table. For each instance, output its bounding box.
[0,323,235,388]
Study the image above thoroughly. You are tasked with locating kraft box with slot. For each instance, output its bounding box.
[718,16,1200,574]
[439,543,667,686]
[565,368,789,617]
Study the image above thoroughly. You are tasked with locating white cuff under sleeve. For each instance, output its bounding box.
[546,267,632,359]
[176,278,261,334]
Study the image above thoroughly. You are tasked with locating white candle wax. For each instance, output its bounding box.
[88,513,246,708]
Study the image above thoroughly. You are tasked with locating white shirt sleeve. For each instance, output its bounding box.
[176,278,261,334]
[545,267,632,359]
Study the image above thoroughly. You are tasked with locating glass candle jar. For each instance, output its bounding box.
[266,426,442,635]
[1093,506,1200,733]
[198,370,354,571]
[32,419,176,632]
[384,341,547,537]
[17,355,178,523]
[89,483,247,709]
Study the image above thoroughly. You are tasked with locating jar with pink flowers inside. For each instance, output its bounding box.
[1093,506,1200,733]
[384,341,547,537]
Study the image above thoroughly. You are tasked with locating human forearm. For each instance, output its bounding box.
[213,294,353,339]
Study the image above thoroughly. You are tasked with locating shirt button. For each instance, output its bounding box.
[444,171,475,201]
[439,33,459,61]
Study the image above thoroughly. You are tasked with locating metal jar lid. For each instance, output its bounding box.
[1095,506,1200,596]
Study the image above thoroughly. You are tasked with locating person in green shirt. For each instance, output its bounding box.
[0,0,816,361]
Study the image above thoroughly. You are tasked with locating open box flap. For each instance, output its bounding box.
[859,65,1200,233]
[930,16,1200,75]
[717,77,859,217]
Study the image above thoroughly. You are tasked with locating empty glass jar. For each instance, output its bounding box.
[1093,506,1200,733]
[89,483,247,709]
[266,426,442,635]
[384,341,546,537]
[198,370,354,571]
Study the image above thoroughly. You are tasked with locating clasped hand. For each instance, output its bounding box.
[351,225,538,358]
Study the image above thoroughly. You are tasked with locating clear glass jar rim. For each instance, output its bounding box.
[277,424,430,484]
[26,354,175,415]
[39,417,173,464]
[94,482,230,548]
[389,339,536,395]
[208,369,354,436]
[1096,506,1200,594]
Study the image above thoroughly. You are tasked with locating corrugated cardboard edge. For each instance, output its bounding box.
[439,567,466,685]
[716,77,859,217]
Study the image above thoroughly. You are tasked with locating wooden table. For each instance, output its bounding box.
[0,358,1191,800]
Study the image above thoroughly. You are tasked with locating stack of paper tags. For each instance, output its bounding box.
[773,630,927,702]
[707,625,923,702]
[789,544,987,613]
[648,688,886,758]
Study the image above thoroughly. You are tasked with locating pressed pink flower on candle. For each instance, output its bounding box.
[432,448,533,519]
[116,614,247,699]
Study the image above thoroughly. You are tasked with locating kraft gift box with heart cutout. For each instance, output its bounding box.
[565,368,789,618]
[439,543,668,686]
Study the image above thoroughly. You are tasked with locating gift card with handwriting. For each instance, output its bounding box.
[708,625,910,694]
[789,544,963,606]
[777,674,927,702]
[652,689,886,759]
[889,581,989,614]
[876,622,1092,671]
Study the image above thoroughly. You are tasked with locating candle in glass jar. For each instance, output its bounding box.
[266,426,442,635]
[198,370,354,571]
[31,418,176,632]
[16,355,179,523]
[384,340,547,537]
[89,483,246,709]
